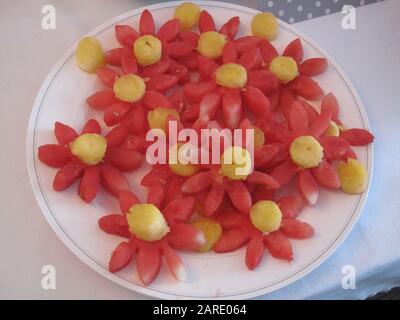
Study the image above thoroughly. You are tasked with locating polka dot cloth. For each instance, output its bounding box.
[257,0,384,24]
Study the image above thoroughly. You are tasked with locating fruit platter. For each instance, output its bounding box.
[27,1,373,299]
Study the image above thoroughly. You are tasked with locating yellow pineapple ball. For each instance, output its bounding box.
[174,2,201,30]
[220,146,253,180]
[290,135,324,169]
[251,12,278,41]
[127,204,170,241]
[337,158,367,194]
[324,121,340,137]
[169,143,199,177]
[113,74,145,103]
[70,134,107,165]
[197,31,227,59]
[269,56,299,83]
[192,219,222,252]
[133,35,162,66]
[148,108,180,132]
[215,63,248,89]
[253,127,265,148]
[250,200,282,233]
[76,37,105,73]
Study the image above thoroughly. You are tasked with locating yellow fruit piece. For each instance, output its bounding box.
[133,35,162,66]
[174,2,201,30]
[290,135,324,169]
[220,146,253,180]
[324,121,340,137]
[113,74,145,103]
[192,219,222,252]
[215,63,248,89]
[251,12,278,41]
[253,127,265,149]
[148,107,180,132]
[197,31,226,59]
[337,158,367,194]
[127,204,170,241]
[250,200,282,233]
[269,56,299,83]
[76,37,105,73]
[169,143,199,177]
[70,133,107,165]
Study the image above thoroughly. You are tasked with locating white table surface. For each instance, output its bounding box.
[1,0,399,299]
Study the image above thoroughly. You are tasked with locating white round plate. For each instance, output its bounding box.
[27,1,373,299]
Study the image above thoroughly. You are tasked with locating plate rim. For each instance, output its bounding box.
[26,0,373,300]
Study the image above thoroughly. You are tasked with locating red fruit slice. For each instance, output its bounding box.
[288,101,309,130]
[278,194,304,219]
[214,228,250,253]
[98,214,130,238]
[115,25,140,48]
[297,170,319,205]
[166,41,194,58]
[54,122,78,145]
[141,165,171,186]
[281,219,314,239]
[106,147,143,172]
[246,232,264,270]
[222,89,242,129]
[137,243,161,285]
[105,48,124,66]
[157,19,180,43]
[146,182,165,208]
[259,39,278,67]
[38,144,71,168]
[179,51,199,71]
[291,75,324,101]
[86,89,117,109]
[264,231,293,261]
[53,160,84,191]
[139,9,155,35]
[179,30,199,47]
[181,171,213,193]
[310,109,332,137]
[247,70,280,95]
[142,91,172,110]
[162,244,186,281]
[163,197,196,224]
[121,49,138,74]
[340,128,374,146]
[167,59,189,84]
[145,74,179,92]
[270,160,298,186]
[199,10,216,32]
[96,67,119,87]
[81,119,101,135]
[312,161,340,189]
[226,180,252,214]
[283,38,303,64]
[100,164,130,197]
[321,93,339,121]
[319,136,351,161]
[299,58,327,77]
[181,103,200,124]
[238,47,263,71]
[297,99,318,123]
[167,223,205,250]
[78,166,100,203]
[279,88,296,120]
[104,102,131,127]
[246,171,280,190]
[198,55,219,80]
[163,175,185,206]
[140,60,170,77]
[252,185,274,203]
[109,242,132,273]
[216,209,248,229]
[123,134,146,153]
[219,16,240,39]
[193,92,221,130]
[183,80,217,104]
[168,89,185,113]
[105,125,129,148]
[254,144,280,167]
[234,36,262,54]
[118,190,140,214]
[242,86,271,116]
[204,182,225,216]
[121,104,148,134]
[222,41,238,64]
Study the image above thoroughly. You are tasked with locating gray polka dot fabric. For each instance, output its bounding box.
[256,0,385,24]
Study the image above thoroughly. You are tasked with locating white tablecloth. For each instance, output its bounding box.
[0,0,399,299]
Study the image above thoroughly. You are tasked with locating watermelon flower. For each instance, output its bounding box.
[98,190,204,285]
[38,119,143,202]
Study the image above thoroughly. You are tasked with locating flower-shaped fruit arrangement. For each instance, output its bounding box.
[37,3,375,285]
